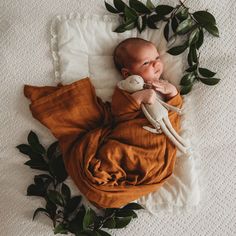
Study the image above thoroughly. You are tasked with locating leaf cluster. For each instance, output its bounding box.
[105,0,220,94]
[17,131,144,236]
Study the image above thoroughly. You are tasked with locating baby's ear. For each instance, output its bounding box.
[121,68,130,78]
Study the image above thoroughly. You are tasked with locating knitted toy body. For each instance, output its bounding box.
[117,75,191,154]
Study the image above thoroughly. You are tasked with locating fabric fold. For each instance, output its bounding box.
[24,78,183,209]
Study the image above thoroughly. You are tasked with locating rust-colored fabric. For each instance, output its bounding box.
[24,78,183,209]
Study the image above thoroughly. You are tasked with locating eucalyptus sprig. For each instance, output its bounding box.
[17,131,144,236]
[105,0,220,94]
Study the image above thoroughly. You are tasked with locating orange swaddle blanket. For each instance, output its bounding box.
[24,78,183,209]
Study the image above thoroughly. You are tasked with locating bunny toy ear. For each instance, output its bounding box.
[117,80,126,90]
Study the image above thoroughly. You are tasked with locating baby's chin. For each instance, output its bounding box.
[154,71,162,80]
[148,75,162,83]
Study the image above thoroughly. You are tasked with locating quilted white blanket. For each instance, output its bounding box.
[0,0,235,235]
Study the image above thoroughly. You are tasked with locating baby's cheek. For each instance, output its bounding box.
[159,63,164,73]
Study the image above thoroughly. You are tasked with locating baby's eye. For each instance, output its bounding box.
[155,56,160,60]
[143,61,149,65]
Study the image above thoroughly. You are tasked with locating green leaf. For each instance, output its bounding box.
[171,16,178,32]
[189,45,197,63]
[124,5,138,21]
[33,208,49,220]
[114,19,136,33]
[196,28,204,49]
[104,208,117,217]
[167,44,188,55]
[34,175,53,187]
[176,18,195,34]
[180,84,193,95]
[46,200,57,219]
[83,208,96,230]
[54,223,68,234]
[164,21,169,41]
[185,64,198,72]
[155,5,174,16]
[187,49,193,66]
[17,143,44,160]
[96,229,112,236]
[61,183,71,203]
[176,7,189,20]
[189,28,200,45]
[49,155,68,183]
[16,144,32,156]
[28,131,40,146]
[146,14,160,29]
[27,175,51,197]
[114,216,132,228]
[27,184,45,197]
[28,131,46,155]
[104,2,119,13]
[34,175,44,186]
[204,24,219,37]
[77,230,95,236]
[122,202,144,210]
[92,231,102,236]
[137,15,147,33]
[114,0,126,12]
[103,217,116,229]
[180,73,196,86]
[68,206,85,233]
[115,209,137,218]
[129,0,151,14]
[36,174,53,180]
[198,67,216,77]
[24,159,49,171]
[146,0,155,11]
[123,20,136,30]
[65,196,82,215]
[193,11,216,26]
[47,141,59,160]
[199,77,220,85]
[48,190,65,206]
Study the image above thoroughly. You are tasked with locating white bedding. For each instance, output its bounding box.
[51,12,200,214]
[0,0,235,235]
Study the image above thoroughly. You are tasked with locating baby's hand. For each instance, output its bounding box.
[131,89,156,105]
[150,80,178,99]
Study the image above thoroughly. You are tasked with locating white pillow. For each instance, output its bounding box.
[51,13,200,214]
[51,13,184,102]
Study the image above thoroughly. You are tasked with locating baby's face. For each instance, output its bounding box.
[125,43,163,83]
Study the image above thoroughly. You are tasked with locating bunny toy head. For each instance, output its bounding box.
[117,75,145,93]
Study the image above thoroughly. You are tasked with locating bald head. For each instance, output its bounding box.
[113,38,153,72]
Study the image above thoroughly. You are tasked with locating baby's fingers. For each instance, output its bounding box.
[155,86,166,93]
[153,84,165,90]
[152,80,168,85]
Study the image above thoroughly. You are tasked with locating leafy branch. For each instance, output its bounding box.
[105,0,220,94]
[16,131,144,236]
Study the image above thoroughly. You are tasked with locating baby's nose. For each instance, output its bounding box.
[153,60,160,67]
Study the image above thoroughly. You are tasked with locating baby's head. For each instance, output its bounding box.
[113,38,163,83]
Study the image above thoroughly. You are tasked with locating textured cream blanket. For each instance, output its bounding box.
[0,0,235,235]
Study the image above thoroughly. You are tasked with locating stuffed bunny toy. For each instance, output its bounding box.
[117,75,191,154]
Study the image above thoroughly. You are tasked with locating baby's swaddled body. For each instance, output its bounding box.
[118,75,190,154]
[24,76,183,208]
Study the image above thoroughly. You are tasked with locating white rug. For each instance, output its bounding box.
[0,0,235,235]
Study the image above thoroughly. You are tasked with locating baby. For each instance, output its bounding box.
[113,38,190,154]
[113,37,178,105]
[24,37,184,209]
